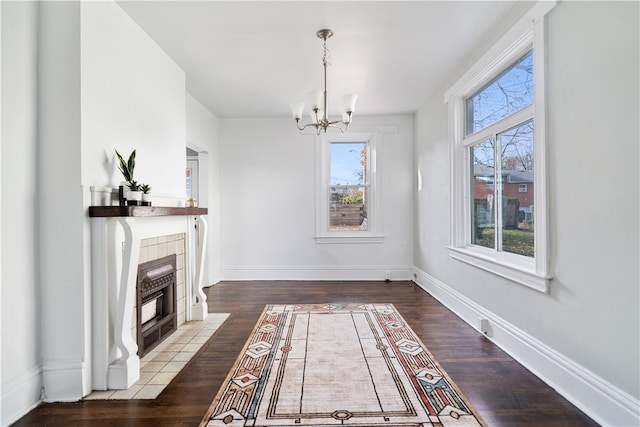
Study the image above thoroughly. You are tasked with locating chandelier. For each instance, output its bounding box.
[290,29,358,135]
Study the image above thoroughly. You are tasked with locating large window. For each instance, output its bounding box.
[468,51,535,258]
[445,1,555,292]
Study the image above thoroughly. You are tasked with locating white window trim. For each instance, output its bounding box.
[445,1,556,293]
[315,132,383,244]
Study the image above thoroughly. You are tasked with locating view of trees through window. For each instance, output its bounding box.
[329,142,368,231]
[468,51,535,257]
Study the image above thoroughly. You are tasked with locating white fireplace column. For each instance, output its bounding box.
[188,215,209,321]
[90,206,209,390]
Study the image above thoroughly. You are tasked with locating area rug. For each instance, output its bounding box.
[200,304,486,427]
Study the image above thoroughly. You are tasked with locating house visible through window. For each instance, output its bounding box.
[467,51,535,257]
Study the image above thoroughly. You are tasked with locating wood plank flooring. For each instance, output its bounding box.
[12,281,599,426]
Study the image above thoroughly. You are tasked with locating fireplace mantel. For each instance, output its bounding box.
[89,206,207,217]
[90,206,208,391]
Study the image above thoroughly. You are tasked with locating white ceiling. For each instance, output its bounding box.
[117,1,526,119]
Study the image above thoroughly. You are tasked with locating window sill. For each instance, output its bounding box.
[448,246,550,293]
[315,234,384,244]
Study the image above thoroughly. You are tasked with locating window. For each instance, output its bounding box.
[445,1,555,292]
[468,52,534,258]
[315,133,382,243]
[330,142,369,231]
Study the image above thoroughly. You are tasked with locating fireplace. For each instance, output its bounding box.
[90,205,209,390]
[136,254,177,357]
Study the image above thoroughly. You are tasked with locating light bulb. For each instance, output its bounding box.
[290,102,305,120]
[341,94,358,113]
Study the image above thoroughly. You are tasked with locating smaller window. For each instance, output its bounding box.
[519,184,528,193]
[315,132,382,243]
[329,142,368,232]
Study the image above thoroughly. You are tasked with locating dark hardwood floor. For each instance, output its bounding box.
[13,281,599,426]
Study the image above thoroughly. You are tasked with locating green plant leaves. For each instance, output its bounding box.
[115,149,136,183]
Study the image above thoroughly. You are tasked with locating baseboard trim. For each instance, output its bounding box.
[221,265,414,281]
[1,364,42,426]
[414,268,640,427]
[41,359,87,402]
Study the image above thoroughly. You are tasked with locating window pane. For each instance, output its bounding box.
[329,185,368,231]
[471,139,495,249]
[330,142,367,185]
[499,120,534,257]
[466,50,533,136]
[329,142,368,231]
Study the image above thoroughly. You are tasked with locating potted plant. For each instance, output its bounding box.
[140,183,152,206]
[115,149,143,205]
[126,181,143,206]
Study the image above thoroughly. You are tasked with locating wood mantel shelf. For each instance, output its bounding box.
[89,206,208,217]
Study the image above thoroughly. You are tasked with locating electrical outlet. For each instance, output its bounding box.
[478,318,489,334]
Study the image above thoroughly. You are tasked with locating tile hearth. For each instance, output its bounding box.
[85,313,229,400]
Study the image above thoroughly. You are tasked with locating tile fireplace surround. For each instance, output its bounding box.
[133,235,184,350]
[89,206,209,392]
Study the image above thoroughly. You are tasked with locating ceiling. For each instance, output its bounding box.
[117,1,526,119]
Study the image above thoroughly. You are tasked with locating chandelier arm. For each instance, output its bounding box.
[294,119,306,131]
[295,120,320,132]
[296,118,350,133]
[327,123,347,133]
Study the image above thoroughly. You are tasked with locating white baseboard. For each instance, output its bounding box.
[414,268,640,427]
[221,265,414,282]
[1,364,42,427]
[41,359,87,402]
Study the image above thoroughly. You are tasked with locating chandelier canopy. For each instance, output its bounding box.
[290,29,358,135]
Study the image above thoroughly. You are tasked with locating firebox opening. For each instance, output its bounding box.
[136,254,177,357]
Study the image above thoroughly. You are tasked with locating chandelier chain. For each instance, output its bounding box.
[322,38,331,67]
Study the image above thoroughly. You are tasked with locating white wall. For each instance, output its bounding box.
[1,2,42,425]
[414,2,639,425]
[218,115,414,280]
[1,1,189,418]
[37,0,88,405]
[81,2,186,198]
[186,93,221,284]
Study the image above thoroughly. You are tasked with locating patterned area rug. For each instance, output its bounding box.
[200,304,486,427]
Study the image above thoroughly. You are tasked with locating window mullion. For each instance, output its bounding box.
[494,135,503,252]
[463,105,534,148]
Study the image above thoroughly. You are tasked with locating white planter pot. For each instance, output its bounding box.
[142,193,152,206]
[126,190,143,206]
